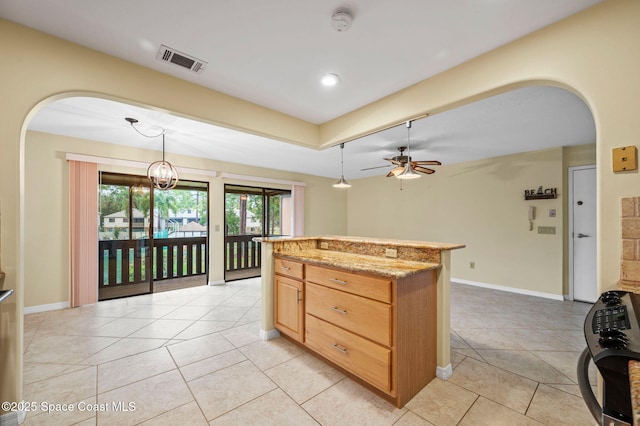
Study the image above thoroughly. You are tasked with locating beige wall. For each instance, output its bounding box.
[322,1,640,304]
[24,131,347,308]
[1,0,640,408]
[347,146,596,297]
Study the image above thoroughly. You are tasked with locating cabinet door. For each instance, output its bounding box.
[275,275,304,342]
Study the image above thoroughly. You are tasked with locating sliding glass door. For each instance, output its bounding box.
[224,184,291,281]
[98,174,152,299]
[98,172,208,300]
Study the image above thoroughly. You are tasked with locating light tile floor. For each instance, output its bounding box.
[22,280,599,425]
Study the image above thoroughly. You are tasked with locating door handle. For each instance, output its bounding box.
[577,233,589,238]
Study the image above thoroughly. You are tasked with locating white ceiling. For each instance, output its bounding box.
[1,0,599,180]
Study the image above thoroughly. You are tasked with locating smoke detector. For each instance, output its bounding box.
[331,9,353,32]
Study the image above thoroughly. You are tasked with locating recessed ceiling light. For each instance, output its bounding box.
[321,73,341,87]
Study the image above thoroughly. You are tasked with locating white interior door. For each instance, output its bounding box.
[570,166,597,302]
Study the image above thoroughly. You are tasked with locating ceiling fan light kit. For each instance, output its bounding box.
[397,162,422,179]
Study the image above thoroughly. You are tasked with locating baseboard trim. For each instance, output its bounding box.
[0,409,23,426]
[24,301,70,314]
[208,280,225,286]
[451,278,564,301]
[260,328,280,340]
[436,364,453,380]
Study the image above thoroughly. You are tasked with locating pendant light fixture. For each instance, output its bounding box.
[397,120,421,180]
[333,143,351,188]
[147,132,179,190]
[125,117,179,190]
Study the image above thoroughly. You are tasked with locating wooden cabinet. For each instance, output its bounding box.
[274,255,437,407]
[274,259,304,342]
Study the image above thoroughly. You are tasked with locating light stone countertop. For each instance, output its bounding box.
[274,249,441,279]
[258,235,465,251]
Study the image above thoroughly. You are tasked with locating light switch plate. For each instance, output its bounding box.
[612,145,638,172]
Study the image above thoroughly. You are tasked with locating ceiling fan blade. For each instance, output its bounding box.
[413,160,442,166]
[414,166,436,174]
[383,158,403,166]
[361,164,392,171]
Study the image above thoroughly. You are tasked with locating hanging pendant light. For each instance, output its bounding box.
[397,120,421,180]
[147,133,179,190]
[125,117,179,190]
[333,143,351,188]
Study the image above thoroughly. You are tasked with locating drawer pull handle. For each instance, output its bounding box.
[330,306,348,315]
[281,266,291,271]
[331,343,348,354]
[330,278,348,285]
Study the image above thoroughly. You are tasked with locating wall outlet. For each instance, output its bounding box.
[320,242,329,249]
[538,226,556,235]
[469,261,475,269]
[385,248,398,258]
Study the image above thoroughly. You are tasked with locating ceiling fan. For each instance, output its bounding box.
[361,146,442,177]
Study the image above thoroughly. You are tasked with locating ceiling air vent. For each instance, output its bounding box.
[156,45,207,73]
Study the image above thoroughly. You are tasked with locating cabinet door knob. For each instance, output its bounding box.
[330,306,348,315]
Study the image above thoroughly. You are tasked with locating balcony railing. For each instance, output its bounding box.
[99,237,207,288]
[224,235,261,275]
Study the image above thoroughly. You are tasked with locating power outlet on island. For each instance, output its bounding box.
[385,248,398,258]
[320,242,329,249]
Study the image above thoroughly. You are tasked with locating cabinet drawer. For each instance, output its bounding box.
[306,282,391,346]
[274,258,304,280]
[305,314,391,393]
[306,265,391,303]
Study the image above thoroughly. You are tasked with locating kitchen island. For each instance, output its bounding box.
[256,235,464,406]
